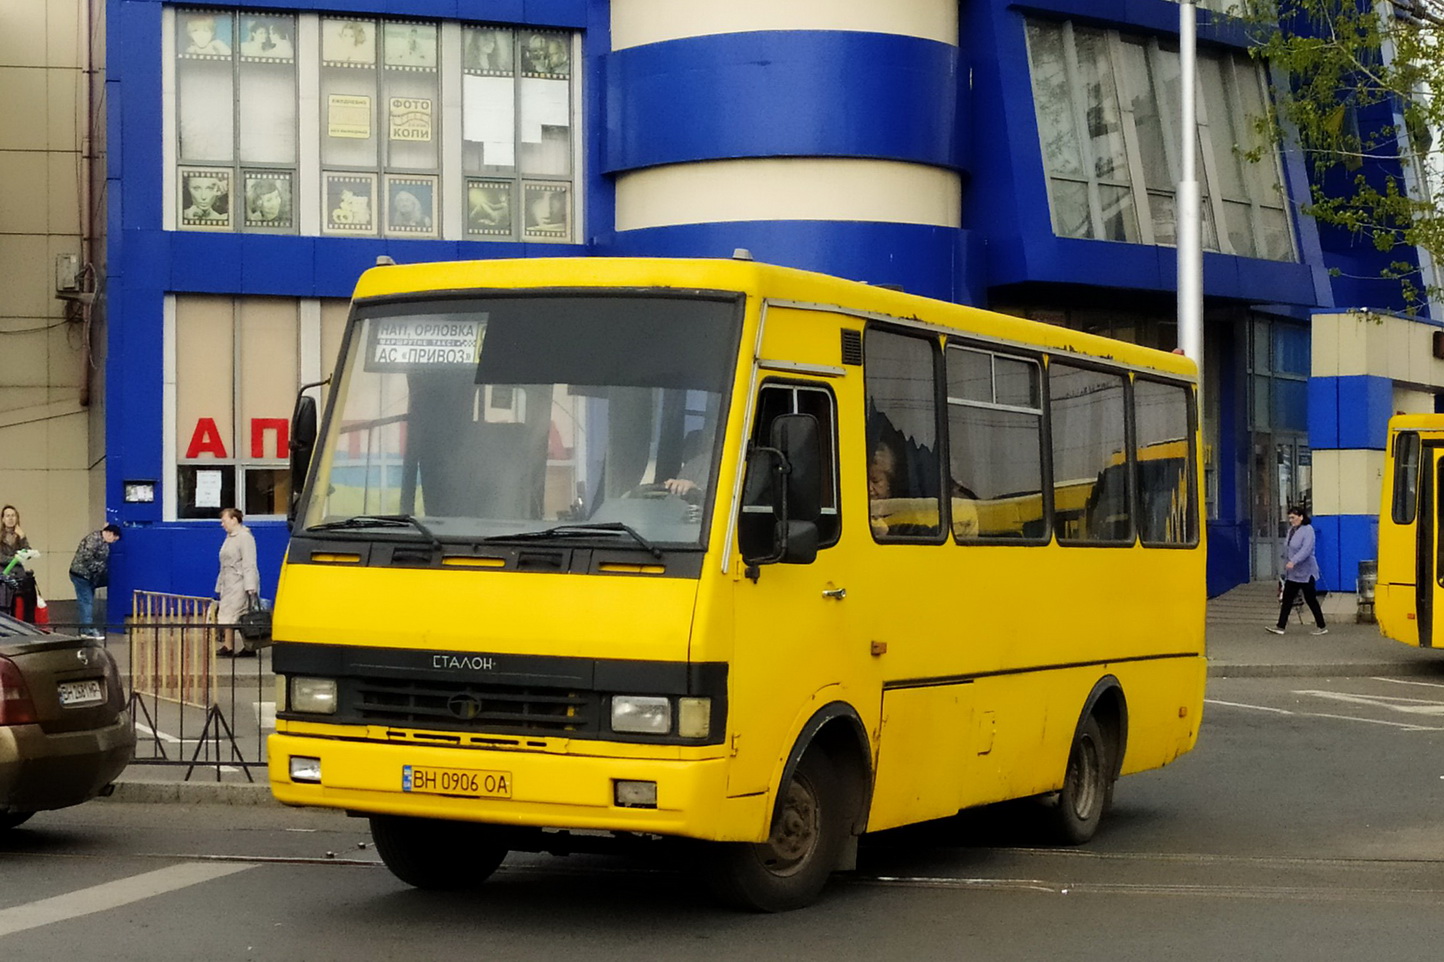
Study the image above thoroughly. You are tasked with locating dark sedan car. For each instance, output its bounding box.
[0,614,133,829]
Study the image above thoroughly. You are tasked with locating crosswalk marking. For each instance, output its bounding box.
[0,862,256,938]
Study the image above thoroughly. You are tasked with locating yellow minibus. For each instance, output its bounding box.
[269,256,1206,910]
[1377,414,1444,646]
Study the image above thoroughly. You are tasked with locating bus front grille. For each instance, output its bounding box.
[353,678,595,734]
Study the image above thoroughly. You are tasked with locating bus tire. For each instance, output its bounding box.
[1046,714,1113,845]
[369,815,508,890]
[706,750,846,912]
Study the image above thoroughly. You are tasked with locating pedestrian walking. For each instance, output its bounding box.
[214,507,260,657]
[69,524,121,639]
[1266,505,1328,636]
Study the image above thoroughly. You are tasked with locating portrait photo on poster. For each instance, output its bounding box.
[386,177,437,236]
[521,31,569,79]
[464,26,514,75]
[179,168,231,230]
[523,182,569,240]
[384,22,437,70]
[240,15,295,61]
[466,179,513,236]
[322,18,375,66]
[243,171,294,229]
[179,12,233,59]
[324,172,377,234]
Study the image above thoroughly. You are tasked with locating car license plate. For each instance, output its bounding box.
[56,679,104,707]
[402,765,511,798]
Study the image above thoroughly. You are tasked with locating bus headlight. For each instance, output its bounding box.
[290,677,338,714]
[611,695,671,734]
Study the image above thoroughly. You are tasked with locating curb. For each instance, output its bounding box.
[1207,661,1444,679]
[106,777,277,806]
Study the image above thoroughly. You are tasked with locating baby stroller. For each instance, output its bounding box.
[1,549,44,625]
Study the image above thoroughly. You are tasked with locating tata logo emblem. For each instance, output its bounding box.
[447,693,483,721]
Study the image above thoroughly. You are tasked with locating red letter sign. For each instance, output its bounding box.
[185,418,228,458]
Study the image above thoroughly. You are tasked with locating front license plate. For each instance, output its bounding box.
[57,679,104,707]
[402,765,512,798]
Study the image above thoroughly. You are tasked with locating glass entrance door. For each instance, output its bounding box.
[1253,434,1311,579]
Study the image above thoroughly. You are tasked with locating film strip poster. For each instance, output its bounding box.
[466,179,513,237]
[385,175,438,238]
[178,168,232,230]
[522,182,570,241]
[242,170,294,230]
[178,10,233,60]
[323,172,377,235]
[383,23,438,71]
[519,30,570,80]
[464,26,515,76]
[239,14,295,63]
[322,19,376,68]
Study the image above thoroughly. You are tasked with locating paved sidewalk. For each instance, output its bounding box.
[1205,581,1444,678]
[98,581,1444,806]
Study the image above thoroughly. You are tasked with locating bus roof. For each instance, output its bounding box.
[352,256,1198,381]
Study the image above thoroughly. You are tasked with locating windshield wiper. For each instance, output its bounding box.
[308,514,442,549]
[481,522,662,559]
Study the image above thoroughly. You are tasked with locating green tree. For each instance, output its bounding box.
[1241,0,1444,307]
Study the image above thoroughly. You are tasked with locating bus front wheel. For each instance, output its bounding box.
[1045,714,1114,845]
[369,814,509,890]
[705,751,846,912]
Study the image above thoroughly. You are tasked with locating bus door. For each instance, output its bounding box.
[1417,443,1444,647]
[726,375,859,799]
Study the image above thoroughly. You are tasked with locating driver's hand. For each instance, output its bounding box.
[664,478,697,497]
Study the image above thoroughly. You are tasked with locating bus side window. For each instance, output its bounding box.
[865,329,942,541]
[737,383,840,559]
[945,346,1045,541]
[1134,379,1198,546]
[1049,362,1132,544]
[1394,432,1421,524]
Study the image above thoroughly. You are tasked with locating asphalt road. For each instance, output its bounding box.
[5,671,1444,960]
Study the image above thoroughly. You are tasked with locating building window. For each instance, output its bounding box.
[1025,19,1296,261]
[169,8,579,241]
[172,295,348,520]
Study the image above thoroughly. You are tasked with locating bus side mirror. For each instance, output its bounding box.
[739,414,823,570]
[288,393,318,527]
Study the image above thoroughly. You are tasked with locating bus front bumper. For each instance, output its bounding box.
[268,732,767,842]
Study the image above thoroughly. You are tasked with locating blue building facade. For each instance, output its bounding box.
[100,0,1421,604]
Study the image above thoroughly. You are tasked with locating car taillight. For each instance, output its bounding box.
[0,656,37,725]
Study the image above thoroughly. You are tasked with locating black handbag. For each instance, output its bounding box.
[237,595,272,646]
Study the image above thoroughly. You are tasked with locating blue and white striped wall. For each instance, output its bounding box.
[1311,311,1444,590]
[600,0,977,302]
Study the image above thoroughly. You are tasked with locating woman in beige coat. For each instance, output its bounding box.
[215,507,260,656]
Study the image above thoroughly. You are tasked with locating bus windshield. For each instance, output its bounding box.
[299,294,741,548]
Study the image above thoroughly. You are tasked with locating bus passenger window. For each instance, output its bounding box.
[865,329,941,540]
[1393,432,1420,524]
[1049,362,1131,544]
[945,346,1044,541]
[1135,379,1197,545]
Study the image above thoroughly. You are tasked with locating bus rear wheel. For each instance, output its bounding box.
[369,815,509,890]
[1046,714,1114,845]
[705,751,846,912]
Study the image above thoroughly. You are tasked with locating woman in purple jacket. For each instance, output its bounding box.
[1267,506,1328,635]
